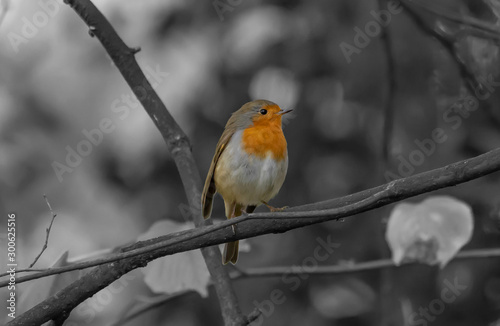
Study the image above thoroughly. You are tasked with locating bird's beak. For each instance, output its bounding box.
[279,109,293,115]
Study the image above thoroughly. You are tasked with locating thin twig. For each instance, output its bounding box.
[6,268,45,274]
[105,246,500,325]
[29,195,58,268]
[235,247,500,278]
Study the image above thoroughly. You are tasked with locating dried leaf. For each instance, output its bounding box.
[385,196,473,268]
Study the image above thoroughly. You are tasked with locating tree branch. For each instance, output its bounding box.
[4,187,386,286]
[28,195,58,268]
[60,0,244,325]
[6,145,500,325]
[235,247,500,278]
[106,247,500,325]
[6,0,500,324]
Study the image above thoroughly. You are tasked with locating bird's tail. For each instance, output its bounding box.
[223,241,239,265]
[222,205,256,265]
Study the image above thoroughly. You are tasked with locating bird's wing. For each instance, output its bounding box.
[201,127,234,219]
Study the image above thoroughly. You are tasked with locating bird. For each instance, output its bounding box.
[201,99,291,264]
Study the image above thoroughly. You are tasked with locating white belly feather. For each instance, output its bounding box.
[214,130,288,206]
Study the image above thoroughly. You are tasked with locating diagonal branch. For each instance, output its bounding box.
[6,146,500,325]
[6,1,500,324]
[61,0,244,325]
[4,187,386,285]
[5,144,500,286]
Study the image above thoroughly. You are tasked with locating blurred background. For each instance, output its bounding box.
[1,0,500,325]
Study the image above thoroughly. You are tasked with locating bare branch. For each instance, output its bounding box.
[29,195,58,268]
[109,247,500,325]
[0,186,385,285]
[5,145,500,325]
[6,0,500,324]
[61,0,245,325]
[235,248,500,278]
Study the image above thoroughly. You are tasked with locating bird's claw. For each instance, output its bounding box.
[262,201,288,212]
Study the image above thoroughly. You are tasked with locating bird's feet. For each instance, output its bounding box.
[262,201,288,212]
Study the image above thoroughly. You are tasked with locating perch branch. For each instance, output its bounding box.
[4,187,386,284]
[5,146,500,325]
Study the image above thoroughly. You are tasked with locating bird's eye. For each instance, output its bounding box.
[260,109,267,115]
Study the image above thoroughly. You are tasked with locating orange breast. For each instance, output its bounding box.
[241,121,287,161]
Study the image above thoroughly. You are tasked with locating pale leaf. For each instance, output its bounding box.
[385,196,473,268]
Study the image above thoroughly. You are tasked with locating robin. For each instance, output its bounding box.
[201,99,291,264]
